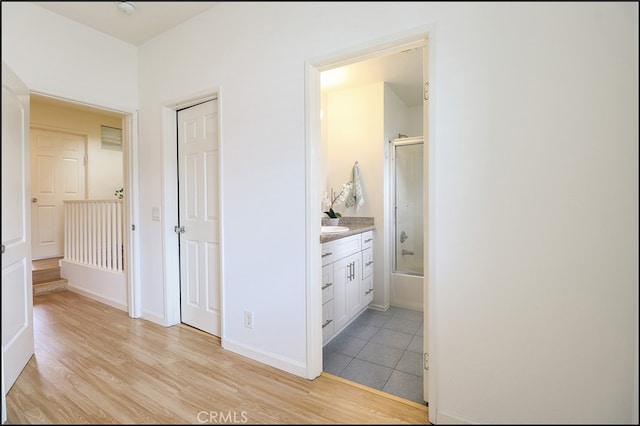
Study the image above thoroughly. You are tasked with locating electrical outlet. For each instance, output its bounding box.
[244,311,254,329]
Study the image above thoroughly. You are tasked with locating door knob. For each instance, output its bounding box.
[32,198,38,203]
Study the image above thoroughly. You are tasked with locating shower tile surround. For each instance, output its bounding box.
[320,217,425,405]
[323,306,425,405]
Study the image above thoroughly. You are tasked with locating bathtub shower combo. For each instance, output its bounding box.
[390,135,424,312]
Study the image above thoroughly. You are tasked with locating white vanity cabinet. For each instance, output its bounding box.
[333,251,362,332]
[321,264,334,342]
[361,231,374,306]
[321,230,374,345]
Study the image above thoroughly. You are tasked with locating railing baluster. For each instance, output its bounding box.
[106,202,112,270]
[117,201,122,270]
[63,200,124,272]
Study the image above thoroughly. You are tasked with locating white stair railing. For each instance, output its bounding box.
[64,200,124,272]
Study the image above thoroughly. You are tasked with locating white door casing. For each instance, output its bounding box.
[30,128,86,259]
[178,100,221,336]
[422,42,430,407]
[1,61,35,396]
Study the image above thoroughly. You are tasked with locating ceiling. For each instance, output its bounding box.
[324,48,423,108]
[29,1,423,107]
[31,1,219,46]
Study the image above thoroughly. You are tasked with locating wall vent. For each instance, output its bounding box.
[101,125,122,151]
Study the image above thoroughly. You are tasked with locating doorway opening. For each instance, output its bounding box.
[306,29,432,409]
[160,90,222,335]
[28,92,138,316]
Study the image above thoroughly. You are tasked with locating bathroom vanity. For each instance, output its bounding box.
[321,218,374,345]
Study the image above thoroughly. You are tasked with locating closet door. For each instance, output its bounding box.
[177,99,221,336]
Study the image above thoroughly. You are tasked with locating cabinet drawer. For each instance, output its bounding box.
[332,234,361,261]
[321,241,334,266]
[362,247,373,278]
[322,301,334,343]
[361,231,374,249]
[322,264,334,304]
[362,274,374,306]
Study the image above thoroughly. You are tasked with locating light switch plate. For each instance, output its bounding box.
[152,207,161,221]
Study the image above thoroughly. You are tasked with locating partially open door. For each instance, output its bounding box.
[2,61,35,398]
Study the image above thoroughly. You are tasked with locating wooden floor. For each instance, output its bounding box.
[5,291,428,424]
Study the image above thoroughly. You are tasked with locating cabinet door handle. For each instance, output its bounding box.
[365,289,373,295]
[366,261,373,266]
[364,238,372,243]
[322,319,333,328]
[321,282,333,290]
[322,252,333,258]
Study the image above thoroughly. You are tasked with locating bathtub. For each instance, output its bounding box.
[390,268,424,312]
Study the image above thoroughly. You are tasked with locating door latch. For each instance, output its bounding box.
[174,225,186,234]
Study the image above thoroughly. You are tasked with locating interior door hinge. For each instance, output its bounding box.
[424,82,429,101]
[174,225,185,234]
[424,352,429,371]
[131,224,135,231]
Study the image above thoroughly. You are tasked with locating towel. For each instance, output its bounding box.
[345,162,365,211]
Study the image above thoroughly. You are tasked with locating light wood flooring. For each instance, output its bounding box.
[5,291,428,424]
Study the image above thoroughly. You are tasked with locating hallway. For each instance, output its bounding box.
[323,307,425,404]
[5,291,428,423]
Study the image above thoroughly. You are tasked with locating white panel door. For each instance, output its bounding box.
[1,62,34,396]
[30,128,86,259]
[178,100,221,336]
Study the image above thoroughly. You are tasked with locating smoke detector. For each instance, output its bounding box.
[117,2,136,15]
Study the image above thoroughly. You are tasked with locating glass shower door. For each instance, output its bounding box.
[392,138,424,276]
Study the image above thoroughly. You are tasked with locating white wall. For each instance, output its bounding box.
[1,2,138,112]
[3,2,637,424]
[30,100,124,199]
[325,82,386,307]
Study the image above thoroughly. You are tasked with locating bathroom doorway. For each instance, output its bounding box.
[311,32,430,405]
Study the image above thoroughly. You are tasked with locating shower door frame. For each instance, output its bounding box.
[390,136,425,277]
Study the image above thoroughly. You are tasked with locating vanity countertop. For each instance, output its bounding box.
[320,217,375,244]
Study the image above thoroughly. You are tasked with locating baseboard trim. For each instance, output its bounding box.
[222,338,307,378]
[66,286,127,312]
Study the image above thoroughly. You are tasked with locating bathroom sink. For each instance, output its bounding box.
[321,226,349,234]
